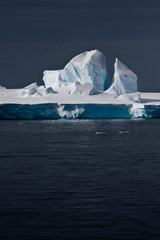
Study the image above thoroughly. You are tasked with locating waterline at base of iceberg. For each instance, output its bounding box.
[0,103,160,120]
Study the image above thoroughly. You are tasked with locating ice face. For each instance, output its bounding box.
[43,50,109,91]
[0,102,158,119]
[21,82,38,97]
[107,58,137,96]
[43,70,63,88]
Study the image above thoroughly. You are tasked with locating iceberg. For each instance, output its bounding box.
[0,49,160,120]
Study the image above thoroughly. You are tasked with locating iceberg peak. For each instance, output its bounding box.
[106,58,138,96]
[70,49,106,69]
[115,58,137,79]
[43,49,109,91]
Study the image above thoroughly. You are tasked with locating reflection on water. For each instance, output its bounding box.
[0,119,160,239]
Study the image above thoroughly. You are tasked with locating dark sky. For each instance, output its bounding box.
[0,0,160,91]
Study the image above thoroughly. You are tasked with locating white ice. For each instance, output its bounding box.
[71,83,99,96]
[43,49,109,92]
[21,82,38,97]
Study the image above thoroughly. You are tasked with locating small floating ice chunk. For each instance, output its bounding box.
[96,132,106,135]
[119,131,129,134]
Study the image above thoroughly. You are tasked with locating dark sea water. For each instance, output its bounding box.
[0,119,160,240]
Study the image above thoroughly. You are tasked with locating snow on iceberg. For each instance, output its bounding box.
[43,50,109,92]
[107,58,137,96]
[71,82,99,96]
[117,92,141,103]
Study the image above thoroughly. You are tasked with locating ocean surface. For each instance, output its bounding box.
[0,119,160,240]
